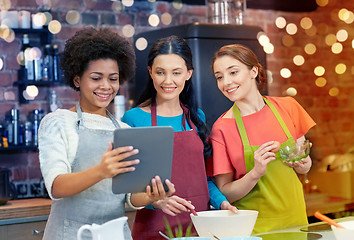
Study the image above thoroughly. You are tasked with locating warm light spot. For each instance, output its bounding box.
[300,17,312,29]
[315,77,327,87]
[286,23,298,35]
[31,47,42,60]
[317,23,329,35]
[172,0,183,10]
[258,33,270,46]
[316,0,328,7]
[0,58,3,70]
[304,43,316,55]
[325,34,337,46]
[282,35,294,47]
[17,52,25,66]
[335,63,346,74]
[122,24,135,38]
[275,17,286,29]
[263,43,274,54]
[112,1,124,12]
[148,14,160,27]
[280,68,291,78]
[343,11,354,24]
[148,0,156,2]
[25,48,34,61]
[33,13,46,28]
[26,85,39,98]
[5,91,16,101]
[293,55,305,66]
[338,8,349,21]
[336,29,348,42]
[48,20,61,34]
[122,0,134,7]
[305,26,317,37]
[0,24,10,39]
[329,87,339,97]
[286,87,297,96]
[314,66,325,76]
[161,13,172,25]
[351,66,354,75]
[4,29,15,43]
[135,37,148,51]
[22,90,35,101]
[331,42,343,54]
[352,39,354,49]
[0,0,11,11]
[66,10,81,25]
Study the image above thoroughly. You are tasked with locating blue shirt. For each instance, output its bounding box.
[122,107,227,209]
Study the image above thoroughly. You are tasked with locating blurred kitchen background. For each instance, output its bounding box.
[0,0,353,220]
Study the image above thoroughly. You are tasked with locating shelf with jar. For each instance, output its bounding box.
[14,28,64,104]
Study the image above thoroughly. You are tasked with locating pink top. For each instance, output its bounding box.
[207,96,316,179]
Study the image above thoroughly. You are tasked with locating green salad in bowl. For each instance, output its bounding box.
[279,140,311,162]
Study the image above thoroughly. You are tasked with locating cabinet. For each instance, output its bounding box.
[0,220,46,240]
[14,28,62,104]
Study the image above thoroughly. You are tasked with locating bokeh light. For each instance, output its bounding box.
[122,24,135,38]
[336,29,348,42]
[286,87,297,96]
[266,70,273,84]
[329,87,339,97]
[0,25,10,39]
[316,0,328,7]
[314,66,325,76]
[135,37,148,51]
[33,13,46,28]
[325,34,337,46]
[17,52,25,66]
[48,20,62,34]
[280,68,291,78]
[4,29,15,43]
[257,32,270,46]
[275,17,286,29]
[0,58,3,70]
[282,35,294,47]
[343,11,354,24]
[148,14,160,27]
[286,23,298,35]
[43,12,52,25]
[335,63,346,74]
[122,0,134,7]
[66,10,81,25]
[172,0,183,10]
[161,13,172,25]
[0,0,11,10]
[315,77,327,87]
[304,43,316,55]
[25,85,39,98]
[293,55,305,66]
[331,42,343,54]
[300,17,313,29]
[31,47,42,60]
[305,26,317,37]
[263,43,274,54]
[112,1,124,12]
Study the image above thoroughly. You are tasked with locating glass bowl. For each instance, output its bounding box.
[279,140,310,162]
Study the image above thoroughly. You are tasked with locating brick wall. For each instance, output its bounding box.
[0,0,353,182]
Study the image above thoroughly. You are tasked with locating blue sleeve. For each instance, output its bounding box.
[207,176,227,209]
[197,109,206,123]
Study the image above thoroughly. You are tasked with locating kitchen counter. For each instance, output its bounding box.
[254,216,354,240]
[0,198,51,223]
[305,193,354,216]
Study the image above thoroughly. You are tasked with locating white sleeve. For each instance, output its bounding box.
[38,112,73,200]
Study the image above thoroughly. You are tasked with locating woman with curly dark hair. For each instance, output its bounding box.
[38,27,175,240]
[122,35,237,239]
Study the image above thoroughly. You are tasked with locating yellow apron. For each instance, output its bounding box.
[232,97,308,233]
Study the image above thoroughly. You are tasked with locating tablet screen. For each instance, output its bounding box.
[112,126,174,194]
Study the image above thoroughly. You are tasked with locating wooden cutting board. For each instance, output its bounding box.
[0,198,51,220]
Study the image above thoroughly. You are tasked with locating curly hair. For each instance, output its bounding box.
[61,27,136,91]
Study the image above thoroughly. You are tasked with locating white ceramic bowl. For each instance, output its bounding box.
[190,210,258,239]
[331,220,354,240]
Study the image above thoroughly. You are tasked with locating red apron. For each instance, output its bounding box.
[131,101,210,240]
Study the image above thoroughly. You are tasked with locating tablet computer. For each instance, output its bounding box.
[112,126,174,194]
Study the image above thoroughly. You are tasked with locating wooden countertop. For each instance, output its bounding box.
[305,193,354,216]
[0,198,51,220]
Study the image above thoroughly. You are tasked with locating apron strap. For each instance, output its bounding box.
[76,104,121,129]
[150,99,191,130]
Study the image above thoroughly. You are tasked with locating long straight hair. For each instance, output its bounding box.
[135,35,212,158]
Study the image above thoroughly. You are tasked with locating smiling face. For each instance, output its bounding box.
[74,58,119,116]
[149,54,193,104]
[213,55,258,103]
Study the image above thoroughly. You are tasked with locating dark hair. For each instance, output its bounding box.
[61,27,136,91]
[212,44,266,92]
[136,35,212,158]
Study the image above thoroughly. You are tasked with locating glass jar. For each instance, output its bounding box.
[207,0,246,25]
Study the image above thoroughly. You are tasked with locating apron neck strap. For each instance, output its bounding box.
[76,104,120,128]
[150,99,192,130]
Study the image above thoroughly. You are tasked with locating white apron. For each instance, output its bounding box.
[43,105,132,240]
